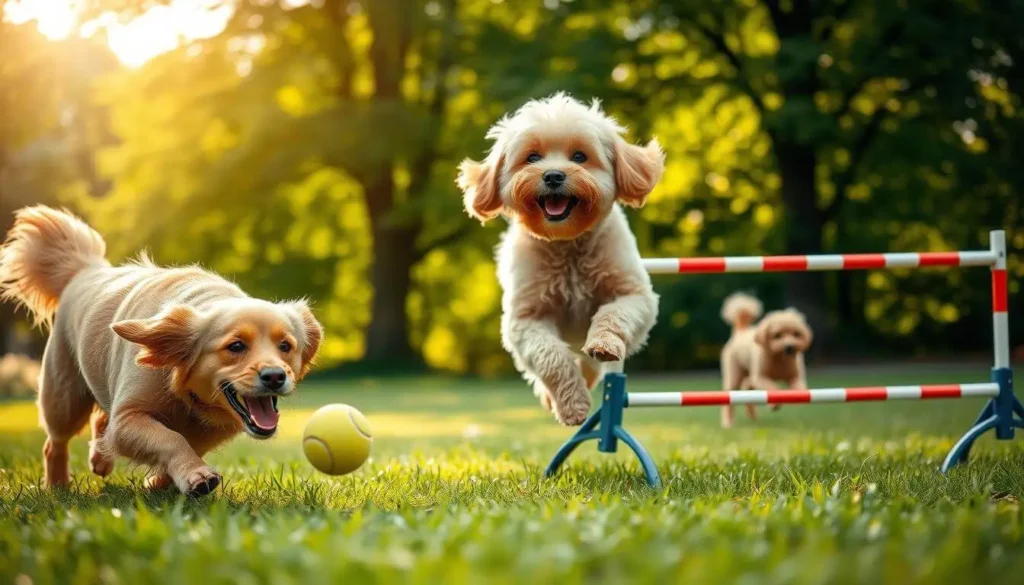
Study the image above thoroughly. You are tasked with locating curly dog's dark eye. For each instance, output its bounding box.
[526,152,542,164]
[571,151,587,163]
[227,341,247,353]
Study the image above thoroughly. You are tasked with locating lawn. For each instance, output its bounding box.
[2,365,1023,585]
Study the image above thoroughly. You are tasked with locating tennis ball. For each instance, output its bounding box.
[302,404,373,475]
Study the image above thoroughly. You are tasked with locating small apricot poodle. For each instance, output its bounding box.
[719,292,813,428]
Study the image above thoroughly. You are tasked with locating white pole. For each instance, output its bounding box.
[991,230,1010,369]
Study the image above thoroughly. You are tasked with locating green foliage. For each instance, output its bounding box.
[2,367,1024,583]
[2,0,1023,372]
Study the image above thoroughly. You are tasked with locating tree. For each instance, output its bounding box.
[79,0,589,369]
[596,0,1024,346]
[0,6,114,355]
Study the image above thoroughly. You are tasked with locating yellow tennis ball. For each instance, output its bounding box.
[302,404,373,475]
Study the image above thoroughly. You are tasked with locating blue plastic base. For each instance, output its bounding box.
[544,373,661,488]
[941,367,1023,472]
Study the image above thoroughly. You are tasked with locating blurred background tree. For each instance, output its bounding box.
[1,0,1021,375]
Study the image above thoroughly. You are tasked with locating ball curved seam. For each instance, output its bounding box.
[303,436,335,474]
[348,409,372,440]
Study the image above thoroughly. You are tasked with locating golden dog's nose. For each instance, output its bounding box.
[259,367,287,391]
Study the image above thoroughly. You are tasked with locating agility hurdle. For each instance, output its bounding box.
[545,231,1020,488]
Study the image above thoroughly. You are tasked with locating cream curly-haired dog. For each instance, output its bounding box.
[0,206,322,496]
[719,292,813,428]
[456,93,663,426]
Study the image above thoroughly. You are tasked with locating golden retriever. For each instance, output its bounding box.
[0,206,322,496]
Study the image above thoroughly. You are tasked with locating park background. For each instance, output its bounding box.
[1,0,1023,381]
[4,3,1024,583]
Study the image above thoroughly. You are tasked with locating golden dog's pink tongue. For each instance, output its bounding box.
[542,197,569,215]
[244,396,279,430]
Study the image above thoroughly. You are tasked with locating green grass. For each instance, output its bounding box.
[2,365,1024,584]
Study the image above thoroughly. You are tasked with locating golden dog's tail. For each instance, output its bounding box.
[721,292,763,333]
[0,205,109,327]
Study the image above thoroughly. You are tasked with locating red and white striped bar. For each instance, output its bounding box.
[990,231,1010,369]
[626,383,999,407]
[643,251,997,274]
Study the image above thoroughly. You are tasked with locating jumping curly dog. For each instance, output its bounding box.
[456,93,664,426]
[0,206,322,496]
[719,292,813,428]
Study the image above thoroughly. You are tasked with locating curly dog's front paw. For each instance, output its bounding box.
[583,334,626,363]
[552,386,591,426]
[554,401,590,426]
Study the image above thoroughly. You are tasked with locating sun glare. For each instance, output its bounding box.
[3,0,234,68]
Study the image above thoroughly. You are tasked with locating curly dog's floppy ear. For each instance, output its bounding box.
[614,137,665,208]
[456,152,505,223]
[112,305,202,368]
[286,300,323,380]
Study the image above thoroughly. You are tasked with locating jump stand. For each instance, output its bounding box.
[545,230,1019,488]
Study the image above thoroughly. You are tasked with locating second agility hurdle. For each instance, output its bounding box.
[544,231,1020,488]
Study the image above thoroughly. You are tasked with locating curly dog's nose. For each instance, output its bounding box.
[543,170,566,188]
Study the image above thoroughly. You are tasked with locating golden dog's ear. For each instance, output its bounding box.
[287,301,323,379]
[456,154,504,223]
[614,137,665,208]
[112,305,201,368]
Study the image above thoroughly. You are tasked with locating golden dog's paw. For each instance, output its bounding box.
[175,466,222,497]
[145,473,174,491]
[89,450,115,478]
[583,335,625,363]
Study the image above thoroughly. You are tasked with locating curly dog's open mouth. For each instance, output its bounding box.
[537,194,578,222]
[223,384,279,438]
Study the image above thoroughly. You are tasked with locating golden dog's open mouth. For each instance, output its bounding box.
[537,194,578,222]
[223,383,279,438]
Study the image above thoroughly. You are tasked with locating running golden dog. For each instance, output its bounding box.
[0,206,322,496]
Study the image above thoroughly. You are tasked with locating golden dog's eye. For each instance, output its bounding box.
[279,340,292,353]
[571,151,587,163]
[227,341,247,353]
[773,332,783,340]
[526,152,542,164]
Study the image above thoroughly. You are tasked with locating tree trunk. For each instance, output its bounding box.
[358,169,423,370]
[363,221,419,367]
[0,305,12,357]
[775,142,833,345]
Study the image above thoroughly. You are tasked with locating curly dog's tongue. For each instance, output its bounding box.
[244,396,280,430]
[542,197,569,215]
